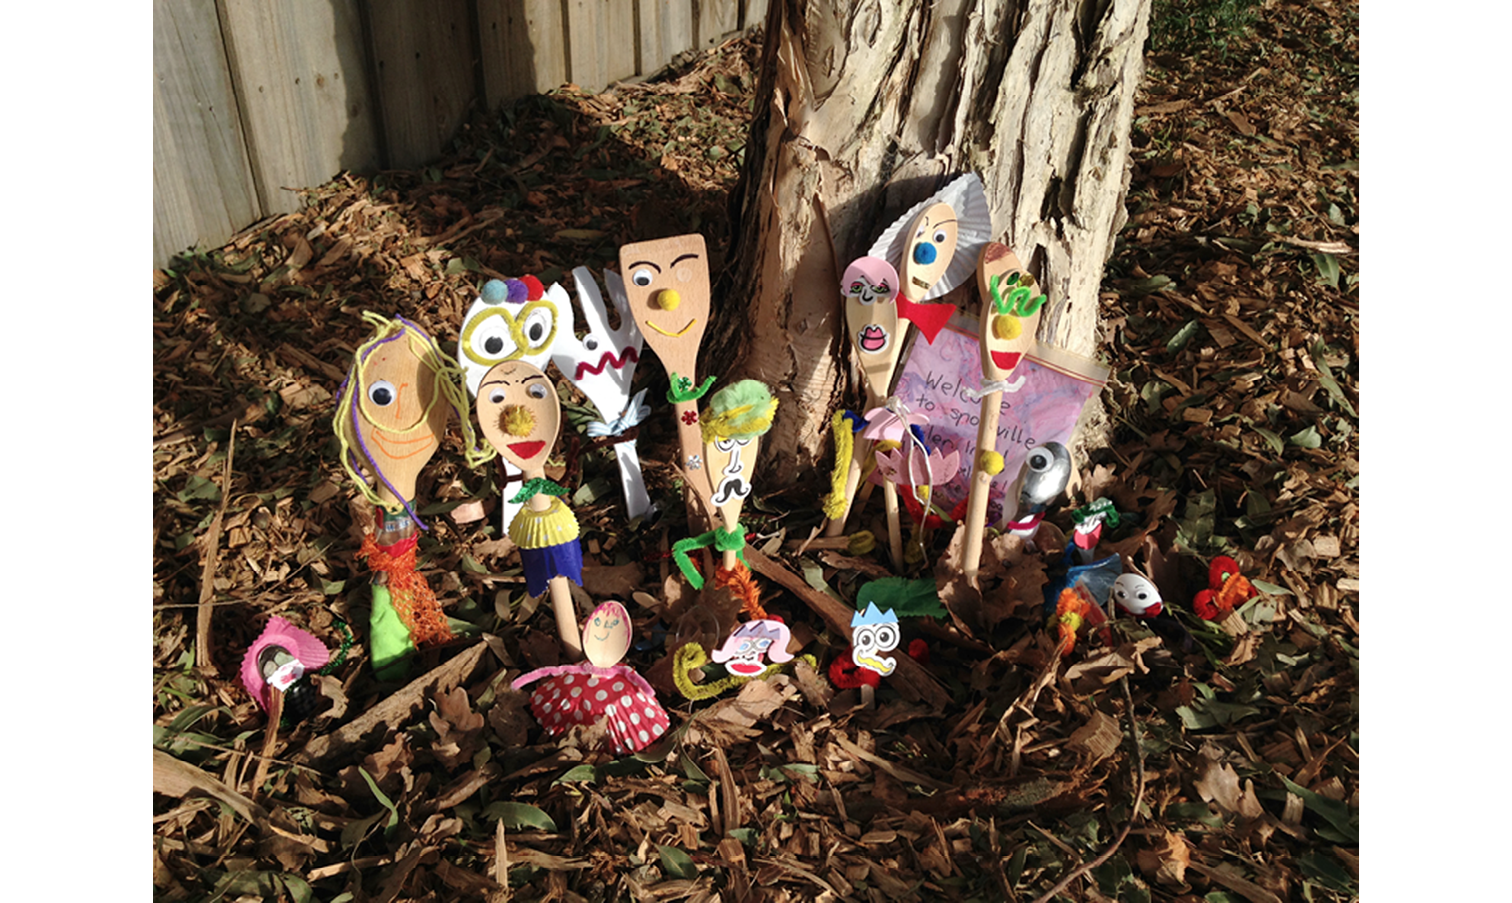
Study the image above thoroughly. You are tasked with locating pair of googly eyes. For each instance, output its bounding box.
[1116,585,1153,604]
[855,624,899,650]
[467,306,553,361]
[914,226,951,245]
[487,382,550,405]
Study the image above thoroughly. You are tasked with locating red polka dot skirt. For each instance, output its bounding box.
[525,667,671,755]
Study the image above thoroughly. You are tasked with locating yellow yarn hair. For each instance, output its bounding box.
[333,312,493,511]
[821,410,854,520]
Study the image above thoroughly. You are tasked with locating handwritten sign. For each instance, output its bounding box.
[892,318,1108,522]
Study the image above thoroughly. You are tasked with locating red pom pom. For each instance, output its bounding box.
[522,274,544,300]
[1208,555,1241,589]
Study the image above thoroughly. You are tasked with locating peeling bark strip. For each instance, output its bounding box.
[718,0,1150,482]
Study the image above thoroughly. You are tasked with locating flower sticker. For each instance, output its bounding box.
[687,455,702,470]
[681,410,699,426]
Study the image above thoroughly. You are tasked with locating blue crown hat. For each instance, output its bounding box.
[851,601,899,629]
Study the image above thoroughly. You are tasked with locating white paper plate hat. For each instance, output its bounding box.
[867,173,993,300]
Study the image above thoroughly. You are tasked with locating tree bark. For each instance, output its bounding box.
[709,0,1151,484]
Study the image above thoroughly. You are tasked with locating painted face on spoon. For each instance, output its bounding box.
[351,322,450,503]
[582,600,632,667]
[475,360,560,475]
[900,202,960,300]
[841,256,902,400]
[977,243,1045,380]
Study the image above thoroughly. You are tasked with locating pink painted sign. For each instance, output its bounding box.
[891,317,1108,522]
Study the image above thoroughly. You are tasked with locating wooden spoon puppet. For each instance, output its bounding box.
[961,243,1047,584]
[619,234,717,531]
[511,600,671,755]
[475,359,586,660]
[670,380,778,602]
[823,174,992,569]
[457,276,566,533]
[549,266,654,520]
[334,312,488,677]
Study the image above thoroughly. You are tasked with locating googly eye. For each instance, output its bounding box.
[466,313,516,364]
[488,388,507,404]
[367,379,396,406]
[854,626,876,649]
[933,229,949,244]
[584,336,599,351]
[1027,451,1051,472]
[632,268,655,287]
[527,383,548,400]
[520,307,554,351]
[874,625,898,649]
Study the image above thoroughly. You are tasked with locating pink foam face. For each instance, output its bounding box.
[582,600,632,667]
[710,619,794,676]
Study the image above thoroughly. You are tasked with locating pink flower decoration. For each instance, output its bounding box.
[860,404,929,444]
[681,410,699,426]
[870,446,961,488]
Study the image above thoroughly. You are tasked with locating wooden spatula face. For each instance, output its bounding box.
[475,360,561,477]
[841,256,903,401]
[353,325,450,503]
[619,234,710,380]
[899,202,959,301]
[976,243,1044,382]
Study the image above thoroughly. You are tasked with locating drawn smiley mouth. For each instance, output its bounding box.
[990,350,1023,372]
[647,318,696,338]
[507,440,546,459]
[372,429,437,460]
[857,325,889,352]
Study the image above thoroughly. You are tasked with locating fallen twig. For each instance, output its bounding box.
[195,421,237,669]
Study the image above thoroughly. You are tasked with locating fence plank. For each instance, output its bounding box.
[741,0,768,32]
[217,0,380,216]
[563,0,606,90]
[477,0,567,109]
[367,0,477,169]
[153,0,260,268]
[639,0,693,77]
[603,0,636,84]
[696,0,737,49]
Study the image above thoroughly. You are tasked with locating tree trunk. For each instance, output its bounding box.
[710,0,1151,484]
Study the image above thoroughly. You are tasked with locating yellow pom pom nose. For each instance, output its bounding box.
[655,289,682,311]
[979,450,1005,475]
[992,315,1022,341]
[501,404,537,437]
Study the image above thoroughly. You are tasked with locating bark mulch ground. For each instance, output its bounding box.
[152,1,1357,899]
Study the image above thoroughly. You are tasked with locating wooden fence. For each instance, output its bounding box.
[153,0,768,269]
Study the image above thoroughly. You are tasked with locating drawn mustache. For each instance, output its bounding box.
[711,478,751,505]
